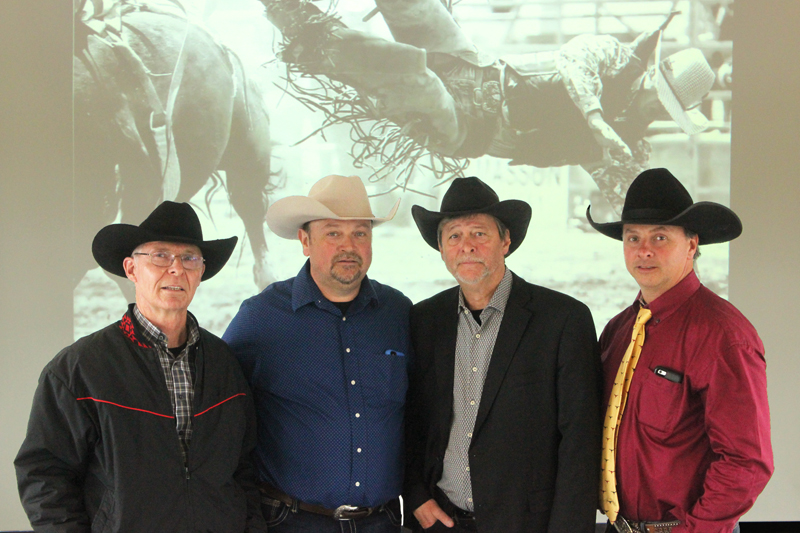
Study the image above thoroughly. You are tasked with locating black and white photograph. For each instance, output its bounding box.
[72,0,734,337]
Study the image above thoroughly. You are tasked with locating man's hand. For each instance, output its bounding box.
[587,110,633,164]
[413,499,455,529]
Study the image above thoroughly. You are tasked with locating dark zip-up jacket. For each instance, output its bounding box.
[15,308,266,532]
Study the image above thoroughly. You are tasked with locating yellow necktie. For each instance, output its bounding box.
[600,307,652,523]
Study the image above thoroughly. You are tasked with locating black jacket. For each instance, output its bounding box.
[15,308,266,532]
[404,273,602,532]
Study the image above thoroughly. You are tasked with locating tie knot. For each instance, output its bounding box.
[636,307,652,325]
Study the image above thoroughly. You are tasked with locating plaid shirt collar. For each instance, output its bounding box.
[133,305,200,354]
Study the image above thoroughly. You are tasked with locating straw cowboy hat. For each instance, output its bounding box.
[411,176,532,255]
[266,174,400,239]
[654,37,716,135]
[586,168,742,244]
[92,201,238,280]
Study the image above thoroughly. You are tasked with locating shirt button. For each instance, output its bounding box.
[355,413,361,418]
[467,432,472,438]
[465,467,470,472]
[472,367,478,372]
[342,316,347,321]
[355,482,360,487]
[468,498,473,503]
[346,348,351,353]
[357,448,362,453]
[351,380,356,385]
[470,400,476,406]
[475,333,480,339]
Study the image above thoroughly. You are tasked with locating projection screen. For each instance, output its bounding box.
[72,0,734,339]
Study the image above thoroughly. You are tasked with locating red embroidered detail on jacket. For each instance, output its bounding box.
[120,314,150,348]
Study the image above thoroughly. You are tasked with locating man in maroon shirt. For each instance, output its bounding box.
[587,168,773,533]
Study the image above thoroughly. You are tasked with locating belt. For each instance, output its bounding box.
[259,483,396,521]
[611,516,682,533]
[434,487,478,531]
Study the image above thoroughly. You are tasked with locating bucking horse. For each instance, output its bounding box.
[73,1,274,297]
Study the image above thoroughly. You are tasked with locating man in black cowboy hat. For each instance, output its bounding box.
[404,177,601,532]
[15,202,267,532]
[588,168,773,533]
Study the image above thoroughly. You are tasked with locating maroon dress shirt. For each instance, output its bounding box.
[600,271,773,532]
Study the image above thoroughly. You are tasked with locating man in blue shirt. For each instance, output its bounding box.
[223,174,412,532]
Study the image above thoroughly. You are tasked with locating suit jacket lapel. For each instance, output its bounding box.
[473,275,533,435]
[434,288,459,433]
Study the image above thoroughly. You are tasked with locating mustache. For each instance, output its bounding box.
[456,256,485,266]
[333,252,363,266]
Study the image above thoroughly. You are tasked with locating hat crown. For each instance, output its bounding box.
[660,48,715,111]
[622,168,693,222]
[309,175,376,218]
[440,177,501,213]
[139,201,204,242]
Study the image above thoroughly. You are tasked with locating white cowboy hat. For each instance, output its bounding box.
[266,174,400,239]
[654,36,715,135]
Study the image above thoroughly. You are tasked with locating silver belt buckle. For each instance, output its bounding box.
[333,504,359,520]
[613,516,635,533]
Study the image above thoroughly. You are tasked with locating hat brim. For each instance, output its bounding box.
[586,201,742,245]
[92,224,238,281]
[266,195,400,239]
[412,200,532,255]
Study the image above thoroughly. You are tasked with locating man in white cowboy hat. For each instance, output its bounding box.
[587,168,773,533]
[404,177,601,532]
[15,201,266,532]
[223,174,411,532]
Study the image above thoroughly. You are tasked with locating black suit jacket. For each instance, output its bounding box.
[404,272,601,532]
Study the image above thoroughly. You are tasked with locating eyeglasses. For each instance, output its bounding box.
[133,251,205,270]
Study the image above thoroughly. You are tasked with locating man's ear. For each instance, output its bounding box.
[122,257,137,283]
[688,233,699,259]
[299,227,311,258]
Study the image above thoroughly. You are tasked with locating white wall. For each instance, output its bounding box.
[729,0,800,521]
[1,0,798,528]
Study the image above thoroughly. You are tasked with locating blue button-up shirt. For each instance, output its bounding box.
[223,261,413,508]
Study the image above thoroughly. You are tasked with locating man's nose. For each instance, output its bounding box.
[637,242,654,257]
[168,257,185,274]
[339,235,358,250]
[461,235,477,252]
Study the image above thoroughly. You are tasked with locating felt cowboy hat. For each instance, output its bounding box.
[266,174,400,239]
[653,37,716,135]
[411,176,532,255]
[586,168,742,244]
[92,201,238,280]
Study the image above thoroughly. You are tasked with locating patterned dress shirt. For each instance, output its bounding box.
[222,261,413,508]
[438,268,512,511]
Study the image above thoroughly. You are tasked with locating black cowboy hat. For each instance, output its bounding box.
[412,177,532,255]
[587,168,742,244]
[92,201,238,281]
